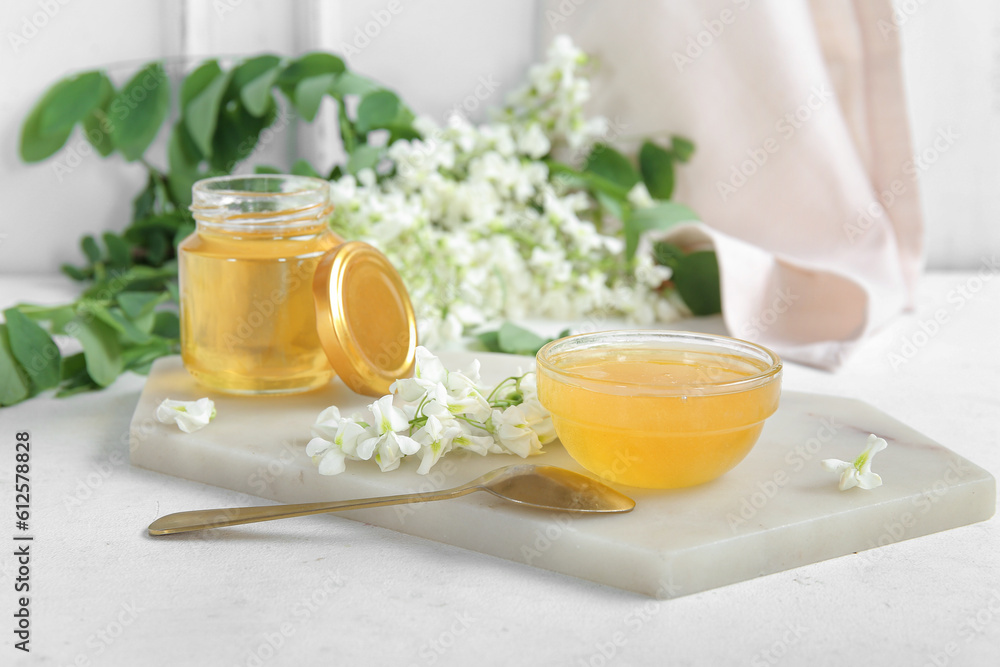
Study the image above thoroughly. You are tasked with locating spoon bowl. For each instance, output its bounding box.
[476,465,635,512]
[148,464,635,536]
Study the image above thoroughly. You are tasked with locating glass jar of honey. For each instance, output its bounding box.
[179,175,416,396]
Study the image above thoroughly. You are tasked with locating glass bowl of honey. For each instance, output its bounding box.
[535,330,782,489]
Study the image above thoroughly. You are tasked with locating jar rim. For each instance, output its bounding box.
[190,174,332,231]
[192,174,329,197]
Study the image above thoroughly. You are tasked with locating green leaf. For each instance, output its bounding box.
[56,376,100,398]
[584,144,640,191]
[81,74,116,157]
[147,233,168,266]
[291,159,321,178]
[107,62,170,161]
[0,325,31,405]
[11,303,74,322]
[167,123,204,209]
[670,135,695,163]
[329,71,380,98]
[210,101,277,172]
[69,317,122,387]
[182,61,231,157]
[623,202,699,260]
[151,311,180,340]
[478,323,568,356]
[595,191,626,222]
[356,90,413,135]
[673,251,722,316]
[166,282,180,305]
[103,233,131,268]
[132,174,158,222]
[19,79,75,162]
[277,53,345,99]
[231,54,282,90]
[545,160,630,200]
[240,64,282,117]
[497,322,549,356]
[60,352,86,381]
[180,60,222,107]
[57,354,100,396]
[81,235,101,264]
[122,338,172,374]
[117,291,165,319]
[49,306,76,334]
[639,141,675,200]
[294,73,337,122]
[346,144,383,175]
[254,164,282,174]
[61,264,88,281]
[38,71,106,135]
[3,309,61,391]
[652,241,685,269]
[477,329,501,353]
[108,308,152,345]
[173,222,195,249]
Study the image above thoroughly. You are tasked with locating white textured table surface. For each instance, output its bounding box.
[2,272,999,666]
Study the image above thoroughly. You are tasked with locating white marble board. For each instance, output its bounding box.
[129,353,995,598]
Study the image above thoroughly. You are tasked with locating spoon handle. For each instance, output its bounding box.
[148,486,478,536]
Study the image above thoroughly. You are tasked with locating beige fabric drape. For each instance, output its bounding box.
[542,0,922,369]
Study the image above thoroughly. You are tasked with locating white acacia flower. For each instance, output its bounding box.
[492,405,543,458]
[822,434,888,491]
[156,398,216,433]
[412,415,456,474]
[369,431,412,472]
[356,396,420,465]
[452,428,495,456]
[519,397,557,445]
[306,437,347,475]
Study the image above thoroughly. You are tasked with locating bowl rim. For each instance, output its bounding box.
[535,329,783,394]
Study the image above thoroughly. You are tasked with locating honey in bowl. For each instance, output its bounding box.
[535,331,782,489]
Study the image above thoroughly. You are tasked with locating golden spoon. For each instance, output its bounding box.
[147,464,635,536]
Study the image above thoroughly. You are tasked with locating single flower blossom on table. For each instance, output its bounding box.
[822,434,888,491]
[155,398,216,433]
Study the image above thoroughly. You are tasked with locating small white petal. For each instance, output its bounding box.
[315,406,342,425]
[317,448,347,475]
[356,435,380,460]
[838,470,861,491]
[856,471,883,490]
[821,459,852,473]
[311,420,341,441]
[306,436,332,457]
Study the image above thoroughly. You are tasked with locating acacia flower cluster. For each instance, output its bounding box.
[330,36,678,346]
[306,347,556,475]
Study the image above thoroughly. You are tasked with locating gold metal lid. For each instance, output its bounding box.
[313,241,417,396]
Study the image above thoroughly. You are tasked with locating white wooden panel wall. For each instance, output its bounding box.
[0,0,995,273]
[897,0,1000,269]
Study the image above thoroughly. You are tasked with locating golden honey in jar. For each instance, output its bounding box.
[179,175,341,395]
